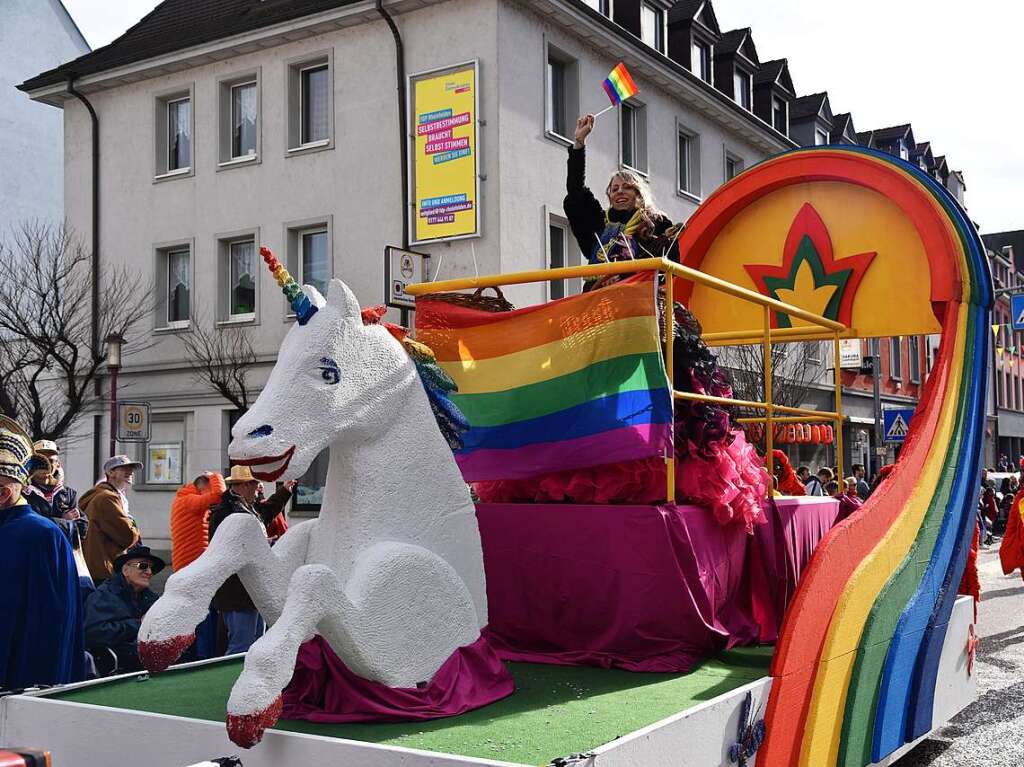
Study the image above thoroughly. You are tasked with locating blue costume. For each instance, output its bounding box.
[0,498,84,689]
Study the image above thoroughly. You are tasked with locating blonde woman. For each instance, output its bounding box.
[564,114,676,289]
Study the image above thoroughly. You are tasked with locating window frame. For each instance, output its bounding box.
[545,208,582,301]
[300,63,330,146]
[675,119,701,201]
[771,96,787,134]
[640,2,666,54]
[544,40,580,146]
[283,216,334,319]
[153,84,195,182]
[889,336,902,381]
[733,68,752,110]
[285,50,335,156]
[217,69,261,168]
[814,127,829,146]
[908,335,921,383]
[691,38,712,82]
[216,228,261,325]
[153,238,195,332]
[619,100,648,175]
[724,148,744,181]
[131,412,190,492]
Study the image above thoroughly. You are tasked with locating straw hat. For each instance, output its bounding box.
[0,416,33,485]
[225,465,259,485]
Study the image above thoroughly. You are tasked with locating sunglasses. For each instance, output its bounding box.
[127,561,153,572]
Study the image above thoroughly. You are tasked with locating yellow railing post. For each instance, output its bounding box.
[763,305,774,498]
[664,273,676,503]
[834,332,845,482]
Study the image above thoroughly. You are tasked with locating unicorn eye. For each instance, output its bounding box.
[318,357,340,385]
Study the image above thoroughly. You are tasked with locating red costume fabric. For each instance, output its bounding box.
[999,489,1024,581]
[772,450,805,496]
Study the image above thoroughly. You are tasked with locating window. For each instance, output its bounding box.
[218,72,260,166]
[229,240,256,319]
[733,69,751,110]
[898,139,909,160]
[725,150,744,181]
[154,243,192,330]
[815,128,829,146]
[231,82,257,158]
[676,123,700,197]
[691,39,711,82]
[772,97,787,134]
[581,0,610,14]
[640,3,664,53]
[300,230,330,296]
[287,52,333,152]
[294,448,329,514]
[620,101,647,173]
[908,335,920,383]
[547,213,582,300]
[889,336,902,380]
[545,45,579,142]
[154,86,194,178]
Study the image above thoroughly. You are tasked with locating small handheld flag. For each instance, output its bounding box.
[594,63,639,117]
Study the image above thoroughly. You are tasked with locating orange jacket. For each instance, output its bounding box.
[170,473,226,571]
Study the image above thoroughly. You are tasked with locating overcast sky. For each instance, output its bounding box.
[63,0,1022,232]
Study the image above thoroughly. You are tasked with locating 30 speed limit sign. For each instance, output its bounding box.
[117,402,151,442]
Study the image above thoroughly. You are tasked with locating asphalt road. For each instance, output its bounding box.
[897,545,1024,766]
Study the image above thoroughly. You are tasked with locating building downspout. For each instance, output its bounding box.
[66,75,102,478]
[375,0,409,250]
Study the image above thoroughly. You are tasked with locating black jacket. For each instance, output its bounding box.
[23,483,87,546]
[83,573,157,656]
[209,487,290,612]
[563,146,674,262]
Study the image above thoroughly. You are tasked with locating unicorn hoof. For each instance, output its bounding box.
[226,695,283,748]
[137,633,195,673]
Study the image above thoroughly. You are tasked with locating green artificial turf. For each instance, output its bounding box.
[54,648,773,765]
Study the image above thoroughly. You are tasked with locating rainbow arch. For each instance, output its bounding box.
[675,147,991,766]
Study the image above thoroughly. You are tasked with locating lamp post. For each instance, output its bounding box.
[106,333,124,458]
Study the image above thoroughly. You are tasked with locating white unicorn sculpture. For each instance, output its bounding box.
[138,251,490,747]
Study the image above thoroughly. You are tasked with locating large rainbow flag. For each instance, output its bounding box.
[415,277,671,482]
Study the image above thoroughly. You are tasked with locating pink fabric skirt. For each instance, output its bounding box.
[281,634,514,723]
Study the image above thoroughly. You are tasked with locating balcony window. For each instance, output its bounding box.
[691,39,711,82]
[640,3,664,53]
[733,69,751,110]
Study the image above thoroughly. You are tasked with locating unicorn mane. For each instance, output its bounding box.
[360,305,469,450]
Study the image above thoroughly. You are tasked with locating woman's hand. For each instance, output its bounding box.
[573,114,595,149]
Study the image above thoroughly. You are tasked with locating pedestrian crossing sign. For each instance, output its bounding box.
[883,407,914,443]
[1012,293,1024,331]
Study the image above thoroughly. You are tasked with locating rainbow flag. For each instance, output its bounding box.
[602,62,639,106]
[415,277,671,481]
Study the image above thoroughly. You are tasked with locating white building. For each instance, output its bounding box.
[0,0,89,235]
[21,0,793,547]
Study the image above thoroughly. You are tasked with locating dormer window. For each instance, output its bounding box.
[897,139,908,160]
[733,69,751,110]
[582,0,610,15]
[772,96,787,134]
[815,128,828,146]
[640,3,665,54]
[691,39,711,82]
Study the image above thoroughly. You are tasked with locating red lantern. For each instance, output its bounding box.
[786,424,797,443]
[811,424,821,444]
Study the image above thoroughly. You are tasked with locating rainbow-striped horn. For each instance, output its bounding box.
[260,246,318,325]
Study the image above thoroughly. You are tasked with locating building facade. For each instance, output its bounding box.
[0,0,89,236]
[22,0,796,546]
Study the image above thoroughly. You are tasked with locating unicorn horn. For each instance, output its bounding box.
[261,246,318,325]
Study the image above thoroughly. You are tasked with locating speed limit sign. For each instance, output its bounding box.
[117,402,151,442]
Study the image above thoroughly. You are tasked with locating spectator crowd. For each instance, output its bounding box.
[1,413,295,692]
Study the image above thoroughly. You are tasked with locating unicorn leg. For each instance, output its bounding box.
[225,563,352,747]
[138,517,314,672]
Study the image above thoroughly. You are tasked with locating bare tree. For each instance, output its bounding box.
[0,222,153,439]
[727,340,824,411]
[179,312,258,413]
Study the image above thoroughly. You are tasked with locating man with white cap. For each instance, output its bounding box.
[0,416,84,689]
[79,455,143,583]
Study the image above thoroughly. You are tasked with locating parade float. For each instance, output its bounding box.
[0,146,985,767]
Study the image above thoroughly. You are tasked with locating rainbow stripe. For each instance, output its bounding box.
[415,278,671,482]
[677,148,990,766]
[602,63,639,106]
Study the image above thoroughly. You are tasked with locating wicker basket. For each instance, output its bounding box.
[418,286,515,313]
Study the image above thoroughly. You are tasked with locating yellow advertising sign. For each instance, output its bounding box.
[410,62,479,243]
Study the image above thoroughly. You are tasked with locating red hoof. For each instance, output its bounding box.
[137,633,195,673]
[226,695,283,749]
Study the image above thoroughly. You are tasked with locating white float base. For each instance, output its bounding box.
[0,597,975,767]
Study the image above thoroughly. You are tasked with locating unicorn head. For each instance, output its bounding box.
[229,250,467,482]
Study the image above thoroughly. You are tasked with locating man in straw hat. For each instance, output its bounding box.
[209,465,293,654]
[0,416,84,689]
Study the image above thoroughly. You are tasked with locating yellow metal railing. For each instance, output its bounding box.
[406,256,847,500]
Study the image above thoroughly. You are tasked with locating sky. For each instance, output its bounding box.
[62,0,1023,232]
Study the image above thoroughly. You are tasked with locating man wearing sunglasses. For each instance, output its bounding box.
[83,545,165,675]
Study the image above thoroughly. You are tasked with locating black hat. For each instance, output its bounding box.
[113,545,166,575]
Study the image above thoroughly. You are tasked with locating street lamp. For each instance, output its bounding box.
[106,333,124,457]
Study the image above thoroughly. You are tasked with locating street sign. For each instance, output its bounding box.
[1012,293,1024,330]
[839,339,862,368]
[384,246,430,310]
[117,402,151,442]
[882,407,914,443]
